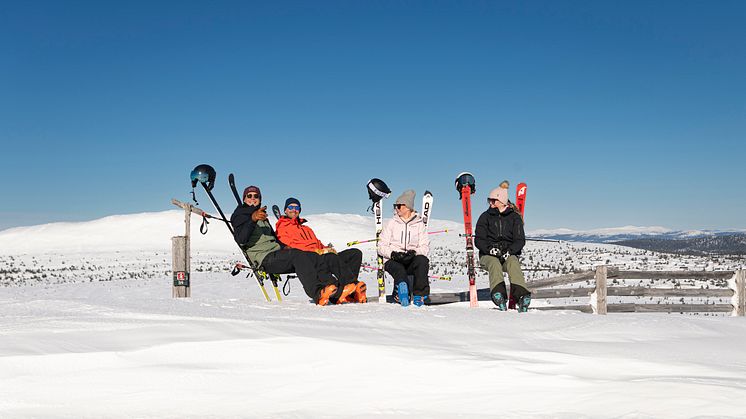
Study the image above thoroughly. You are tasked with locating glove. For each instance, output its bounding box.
[391,251,406,262]
[489,247,503,257]
[251,206,268,222]
[400,250,416,264]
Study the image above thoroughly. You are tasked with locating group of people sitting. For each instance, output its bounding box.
[230,184,531,311]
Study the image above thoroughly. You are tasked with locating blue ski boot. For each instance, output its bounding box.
[397,282,410,307]
[516,294,531,313]
[413,295,428,307]
[491,292,507,311]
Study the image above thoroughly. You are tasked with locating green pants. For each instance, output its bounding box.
[479,254,528,292]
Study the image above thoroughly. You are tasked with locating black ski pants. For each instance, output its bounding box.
[261,248,335,301]
[320,248,363,286]
[384,255,430,297]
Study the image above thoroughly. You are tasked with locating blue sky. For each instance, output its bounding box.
[2,0,744,231]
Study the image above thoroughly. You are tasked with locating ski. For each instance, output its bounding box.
[455,172,479,308]
[227,172,283,301]
[516,182,527,218]
[421,190,433,230]
[272,205,282,221]
[366,178,391,303]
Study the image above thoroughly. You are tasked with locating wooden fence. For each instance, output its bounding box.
[529,267,745,316]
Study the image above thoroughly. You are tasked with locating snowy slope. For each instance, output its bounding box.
[2,212,746,417]
[2,274,746,418]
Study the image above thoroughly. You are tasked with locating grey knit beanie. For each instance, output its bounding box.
[395,189,416,211]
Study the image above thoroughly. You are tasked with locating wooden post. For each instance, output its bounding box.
[731,270,745,317]
[594,265,608,315]
[172,235,190,297]
[170,198,209,298]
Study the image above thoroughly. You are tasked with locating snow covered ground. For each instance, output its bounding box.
[2,274,746,418]
[2,211,746,417]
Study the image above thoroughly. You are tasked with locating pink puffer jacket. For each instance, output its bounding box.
[377,213,429,259]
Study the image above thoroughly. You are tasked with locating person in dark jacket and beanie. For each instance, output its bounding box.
[275,197,366,303]
[474,186,531,312]
[230,186,351,306]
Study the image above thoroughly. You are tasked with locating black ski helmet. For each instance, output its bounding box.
[455,172,476,198]
[366,178,391,203]
[190,164,217,191]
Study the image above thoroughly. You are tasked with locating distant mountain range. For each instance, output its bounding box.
[529,226,746,255]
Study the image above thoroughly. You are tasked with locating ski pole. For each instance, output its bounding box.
[360,264,451,281]
[458,234,562,243]
[347,229,451,247]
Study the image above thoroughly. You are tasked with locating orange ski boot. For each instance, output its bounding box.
[317,284,338,306]
[353,281,367,303]
[336,283,357,304]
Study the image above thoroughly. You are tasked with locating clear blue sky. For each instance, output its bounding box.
[2,0,744,231]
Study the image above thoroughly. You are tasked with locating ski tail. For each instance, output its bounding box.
[421,190,433,230]
[516,182,527,218]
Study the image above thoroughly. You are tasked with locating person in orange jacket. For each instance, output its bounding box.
[275,198,366,303]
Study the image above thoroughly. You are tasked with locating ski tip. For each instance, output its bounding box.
[424,190,432,196]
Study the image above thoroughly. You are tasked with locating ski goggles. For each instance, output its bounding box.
[286,205,301,211]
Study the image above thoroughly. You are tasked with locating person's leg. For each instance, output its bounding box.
[406,255,430,297]
[479,254,506,294]
[264,249,328,302]
[384,259,409,305]
[337,248,363,283]
[504,255,530,311]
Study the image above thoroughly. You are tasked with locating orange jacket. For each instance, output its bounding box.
[275,216,325,252]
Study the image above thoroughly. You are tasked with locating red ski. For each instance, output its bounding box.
[516,182,527,218]
[455,172,478,308]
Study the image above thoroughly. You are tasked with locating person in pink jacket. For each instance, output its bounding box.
[377,189,430,307]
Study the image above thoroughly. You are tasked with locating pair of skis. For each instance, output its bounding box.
[456,173,527,309]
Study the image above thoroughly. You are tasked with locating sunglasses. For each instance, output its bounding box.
[394,204,406,209]
[245,193,260,199]
[487,198,499,203]
[286,205,301,211]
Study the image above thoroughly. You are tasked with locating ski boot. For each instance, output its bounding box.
[336,283,358,304]
[353,281,367,303]
[491,292,507,311]
[397,282,410,307]
[516,294,531,313]
[317,284,338,306]
[413,295,428,307]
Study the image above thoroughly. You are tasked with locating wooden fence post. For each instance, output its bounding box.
[172,235,190,298]
[593,265,608,315]
[731,270,745,317]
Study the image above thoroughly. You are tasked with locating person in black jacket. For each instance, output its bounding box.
[230,185,356,305]
[474,185,531,312]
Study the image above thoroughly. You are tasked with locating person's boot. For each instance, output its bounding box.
[353,281,367,303]
[516,294,532,313]
[397,282,410,307]
[413,295,428,307]
[317,284,338,306]
[336,283,357,304]
[491,291,507,311]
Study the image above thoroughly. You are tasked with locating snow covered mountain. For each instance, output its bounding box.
[530,226,746,254]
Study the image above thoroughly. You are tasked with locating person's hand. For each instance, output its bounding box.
[391,251,406,262]
[400,249,416,264]
[251,206,268,222]
[489,246,502,257]
[324,246,337,254]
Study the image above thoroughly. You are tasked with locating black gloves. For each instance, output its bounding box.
[489,242,510,261]
[391,250,417,264]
